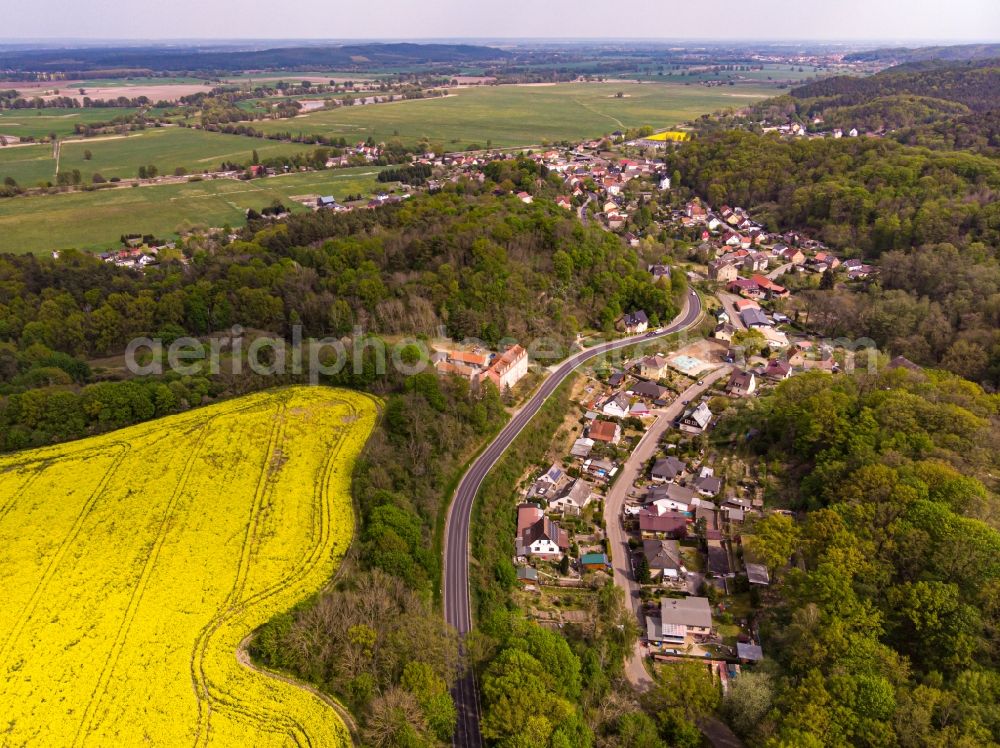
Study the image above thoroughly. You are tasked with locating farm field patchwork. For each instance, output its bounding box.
[0,107,152,140]
[0,141,55,185]
[0,386,378,747]
[248,80,774,148]
[0,165,389,253]
[0,127,324,186]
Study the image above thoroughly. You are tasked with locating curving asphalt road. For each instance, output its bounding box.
[443,290,703,747]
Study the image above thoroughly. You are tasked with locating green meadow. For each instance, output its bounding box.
[248,81,773,148]
[0,127,324,185]
[0,143,56,185]
[0,166,388,254]
[0,107,152,140]
[58,128,319,180]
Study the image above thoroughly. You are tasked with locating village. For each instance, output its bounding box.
[421,183,888,694]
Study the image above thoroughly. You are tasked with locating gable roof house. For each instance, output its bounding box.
[643,539,684,581]
[538,463,564,487]
[571,437,595,458]
[686,201,708,220]
[630,380,667,401]
[781,247,806,265]
[726,369,757,397]
[651,456,686,483]
[751,274,789,299]
[517,503,544,534]
[485,344,529,391]
[518,516,569,558]
[550,478,595,515]
[601,392,632,419]
[638,509,688,539]
[740,308,772,329]
[679,402,713,434]
[623,310,649,334]
[648,482,700,510]
[764,359,792,381]
[708,260,739,283]
[728,278,762,298]
[693,472,722,497]
[648,264,671,282]
[588,420,622,444]
[714,323,737,344]
[637,354,669,380]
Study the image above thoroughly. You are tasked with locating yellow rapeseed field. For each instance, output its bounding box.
[0,386,378,747]
[644,130,691,142]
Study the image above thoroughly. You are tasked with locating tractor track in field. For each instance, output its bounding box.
[0,442,131,665]
[72,422,215,747]
[0,469,42,522]
[190,403,288,747]
[192,395,363,747]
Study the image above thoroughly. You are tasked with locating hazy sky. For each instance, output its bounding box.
[1,0,998,42]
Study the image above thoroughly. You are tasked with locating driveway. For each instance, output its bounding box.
[767,262,793,280]
[716,291,747,331]
[602,364,732,690]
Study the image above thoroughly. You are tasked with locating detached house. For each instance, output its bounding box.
[588,420,621,444]
[714,323,737,344]
[685,201,708,220]
[550,478,595,515]
[623,310,649,334]
[679,402,712,434]
[708,260,739,283]
[764,359,792,381]
[651,456,686,483]
[648,264,671,282]
[630,380,667,401]
[637,354,669,380]
[639,509,688,539]
[726,369,757,397]
[601,393,632,419]
[781,247,806,265]
[485,345,529,391]
[642,539,685,582]
[740,308,772,329]
[648,596,713,646]
[518,516,569,558]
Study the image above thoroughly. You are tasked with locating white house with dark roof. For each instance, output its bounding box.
[679,402,713,434]
[623,310,649,334]
[601,392,632,418]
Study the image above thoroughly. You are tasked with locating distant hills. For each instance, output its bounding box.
[0,42,509,74]
[792,58,1000,112]
[846,43,1000,64]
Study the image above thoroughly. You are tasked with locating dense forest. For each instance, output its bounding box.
[0,189,680,451]
[796,244,1000,389]
[714,366,1000,747]
[792,60,1000,113]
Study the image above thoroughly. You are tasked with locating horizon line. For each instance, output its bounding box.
[1,36,998,45]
